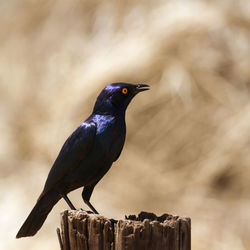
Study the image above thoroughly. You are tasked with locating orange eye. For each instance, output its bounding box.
[122,88,128,94]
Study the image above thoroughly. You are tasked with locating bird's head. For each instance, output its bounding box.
[93,82,150,115]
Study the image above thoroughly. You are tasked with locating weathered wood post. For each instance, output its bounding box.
[57,210,191,250]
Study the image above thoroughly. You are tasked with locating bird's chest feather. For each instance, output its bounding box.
[93,115,126,162]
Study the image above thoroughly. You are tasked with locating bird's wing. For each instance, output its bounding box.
[41,121,97,196]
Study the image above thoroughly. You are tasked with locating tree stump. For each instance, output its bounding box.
[57,210,191,250]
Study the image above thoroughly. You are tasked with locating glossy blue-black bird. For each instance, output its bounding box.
[16,82,149,238]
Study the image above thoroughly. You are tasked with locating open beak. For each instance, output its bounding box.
[136,84,150,92]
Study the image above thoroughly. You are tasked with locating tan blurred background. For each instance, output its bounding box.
[1,0,250,249]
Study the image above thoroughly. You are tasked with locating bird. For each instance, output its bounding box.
[16,82,150,238]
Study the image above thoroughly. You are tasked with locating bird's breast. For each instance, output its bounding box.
[64,115,126,188]
[93,114,126,162]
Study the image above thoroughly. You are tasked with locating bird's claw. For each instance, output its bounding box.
[109,218,118,224]
[79,208,94,214]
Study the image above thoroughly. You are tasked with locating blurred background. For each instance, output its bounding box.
[1,0,250,249]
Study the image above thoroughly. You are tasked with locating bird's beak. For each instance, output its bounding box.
[135,84,150,93]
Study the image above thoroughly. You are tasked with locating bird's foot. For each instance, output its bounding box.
[79,208,94,214]
[109,218,118,224]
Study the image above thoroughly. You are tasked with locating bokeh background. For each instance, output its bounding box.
[1,0,250,249]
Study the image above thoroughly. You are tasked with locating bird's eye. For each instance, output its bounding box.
[122,88,128,94]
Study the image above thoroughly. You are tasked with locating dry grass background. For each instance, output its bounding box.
[1,0,250,249]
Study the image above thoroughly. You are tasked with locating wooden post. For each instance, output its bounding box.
[57,210,191,250]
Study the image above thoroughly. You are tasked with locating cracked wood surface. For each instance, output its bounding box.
[58,210,191,250]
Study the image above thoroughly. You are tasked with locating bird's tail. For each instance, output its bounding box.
[16,189,61,238]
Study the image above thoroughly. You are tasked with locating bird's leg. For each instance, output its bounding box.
[85,200,99,214]
[82,185,99,214]
[62,194,76,210]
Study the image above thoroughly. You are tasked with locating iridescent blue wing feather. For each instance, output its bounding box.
[41,122,96,195]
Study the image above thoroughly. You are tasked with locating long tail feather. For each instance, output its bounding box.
[16,190,61,238]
